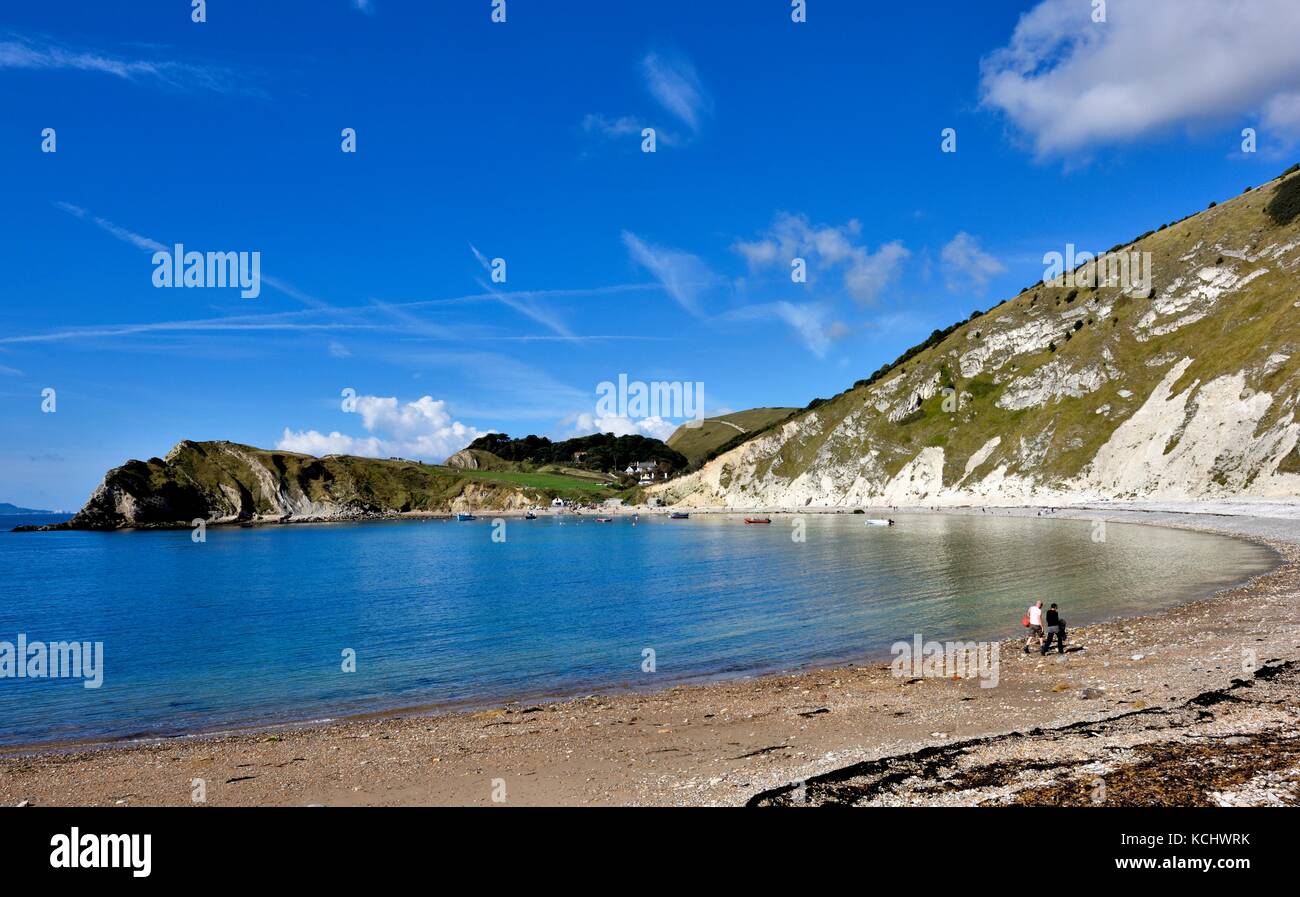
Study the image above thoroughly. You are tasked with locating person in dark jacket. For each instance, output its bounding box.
[1041,603,1066,655]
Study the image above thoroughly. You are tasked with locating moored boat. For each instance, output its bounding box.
[456,513,477,521]
[744,518,771,524]
[524,511,538,520]
[864,518,894,527]
[669,512,690,520]
[595,516,614,523]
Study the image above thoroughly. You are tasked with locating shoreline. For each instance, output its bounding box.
[17,494,1300,532]
[3,501,1299,806]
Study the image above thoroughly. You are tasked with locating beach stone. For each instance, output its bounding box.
[1079,688,1105,700]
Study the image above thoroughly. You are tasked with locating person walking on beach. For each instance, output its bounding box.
[1041,603,1066,655]
[1024,600,1043,653]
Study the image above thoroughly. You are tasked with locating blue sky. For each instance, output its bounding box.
[3,0,1300,509]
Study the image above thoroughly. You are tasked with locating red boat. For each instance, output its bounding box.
[595,516,614,523]
[744,518,772,524]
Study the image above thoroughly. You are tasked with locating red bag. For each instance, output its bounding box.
[1021,613,1031,628]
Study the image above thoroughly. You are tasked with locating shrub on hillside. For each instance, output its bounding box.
[1265,172,1300,226]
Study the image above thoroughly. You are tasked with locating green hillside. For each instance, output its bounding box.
[666,407,798,466]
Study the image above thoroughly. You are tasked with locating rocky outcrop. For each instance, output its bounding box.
[445,449,480,470]
[44,440,541,530]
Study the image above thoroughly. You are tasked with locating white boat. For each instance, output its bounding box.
[865,518,894,527]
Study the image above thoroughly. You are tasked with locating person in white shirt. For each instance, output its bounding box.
[1024,601,1044,653]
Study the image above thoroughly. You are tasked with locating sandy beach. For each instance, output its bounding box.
[3,502,1299,807]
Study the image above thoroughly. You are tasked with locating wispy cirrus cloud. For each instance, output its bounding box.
[721,301,847,358]
[0,32,255,95]
[582,113,644,141]
[0,318,387,346]
[55,201,331,310]
[469,244,574,338]
[47,203,655,351]
[642,52,710,134]
[581,50,710,150]
[622,231,722,317]
[939,232,1006,296]
[55,201,163,252]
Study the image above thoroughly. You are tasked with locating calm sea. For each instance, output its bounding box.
[0,513,1277,746]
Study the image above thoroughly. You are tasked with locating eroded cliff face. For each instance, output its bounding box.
[66,440,537,529]
[653,172,1300,508]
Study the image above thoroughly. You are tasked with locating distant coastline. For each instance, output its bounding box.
[3,512,72,533]
[0,503,58,516]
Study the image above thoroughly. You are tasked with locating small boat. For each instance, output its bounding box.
[524,511,538,520]
[744,518,772,525]
[864,518,894,527]
[456,513,477,521]
[669,512,690,520]
[595,516,614,523]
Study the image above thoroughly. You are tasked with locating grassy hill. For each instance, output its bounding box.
[666,408,798,466]
[654,164,1300,507]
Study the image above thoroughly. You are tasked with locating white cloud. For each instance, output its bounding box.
[723,301,846,358]
[980,0,1300,156]
[55,202,333,310]
[940,232,1007,295]
[623,231,717,316]
[567,412,678,442]
[581,51,707,149]
[734,213,909,305]
[277,395,483,461]
[0,34,250,94]
[582,114,643,139]
[275,429,383,458]
[642,53,709,133]
[466,244,573,338]
[1264,91,1300,134]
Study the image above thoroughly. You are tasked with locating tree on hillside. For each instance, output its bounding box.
[465,432,687,473]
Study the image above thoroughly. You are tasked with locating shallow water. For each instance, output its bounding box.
[0,513,1276,746]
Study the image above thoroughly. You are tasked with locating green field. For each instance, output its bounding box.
[449,466,616,492]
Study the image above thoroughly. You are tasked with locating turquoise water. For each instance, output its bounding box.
[0,513,1276,746]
